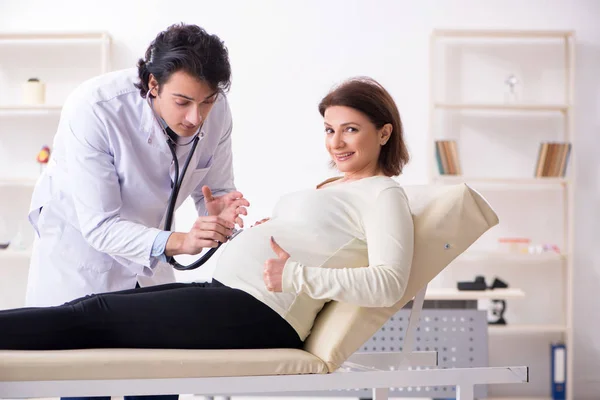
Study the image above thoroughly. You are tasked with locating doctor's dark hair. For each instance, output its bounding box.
[135,23,231,98]
[318,77,409,177]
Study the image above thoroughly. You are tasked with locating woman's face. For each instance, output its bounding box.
[324,106,391,178]
[150,71,218,137]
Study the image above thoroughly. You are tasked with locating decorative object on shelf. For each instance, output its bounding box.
[36,145,51,172]
[457,275,487,291]
[488,299,507,325]
[498,237,562,254]
[457,276,509,291]
[528,243,561,254]
[489,277,509,289]
[498,237,531,253]
[504,73,520,103]
[0,216,10,250]
[434,139,461,175]
[535,141,572,177]
[488,278,509,325]
[22,77,46,105]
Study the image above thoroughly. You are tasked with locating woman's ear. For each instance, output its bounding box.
[380,123,393,146]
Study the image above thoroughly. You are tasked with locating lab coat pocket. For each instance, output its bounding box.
[183,167,211,194]
[53,224,113,273]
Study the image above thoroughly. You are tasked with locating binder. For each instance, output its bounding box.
[551,343,566,399]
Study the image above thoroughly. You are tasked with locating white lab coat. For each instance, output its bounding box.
[26,68,236,306]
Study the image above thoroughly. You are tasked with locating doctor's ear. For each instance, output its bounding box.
[148,74,159,97]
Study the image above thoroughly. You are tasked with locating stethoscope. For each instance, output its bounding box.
[148,93,240,271]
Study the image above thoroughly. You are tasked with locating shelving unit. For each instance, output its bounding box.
[488,324,566,336]
[0,31,111,310]
[428,29,575,399]
[434,102,569,112]
[456,250,566,263]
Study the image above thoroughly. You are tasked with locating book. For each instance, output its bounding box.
[434,140,461,175]
[535,142,572,177]
[551,343,566,399]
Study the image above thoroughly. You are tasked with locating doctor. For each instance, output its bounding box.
[26,23,248,312]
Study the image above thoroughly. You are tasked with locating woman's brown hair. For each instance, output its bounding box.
[318,77,409,176]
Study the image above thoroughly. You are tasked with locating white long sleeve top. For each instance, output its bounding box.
[213,175,414,340]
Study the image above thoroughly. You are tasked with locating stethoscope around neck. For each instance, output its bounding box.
[147,94,228,271]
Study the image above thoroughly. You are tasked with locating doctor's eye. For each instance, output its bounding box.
[175,101,189,107]
[201,92,219,105]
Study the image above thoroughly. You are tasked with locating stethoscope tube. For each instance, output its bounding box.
[147,94,226,271]
[164,136,224,271]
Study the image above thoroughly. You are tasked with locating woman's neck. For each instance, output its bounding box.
[341,167,384,183]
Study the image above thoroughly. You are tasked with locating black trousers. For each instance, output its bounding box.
[0,280,303,350]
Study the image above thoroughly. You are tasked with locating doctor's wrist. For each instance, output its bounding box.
[165,232,186,257]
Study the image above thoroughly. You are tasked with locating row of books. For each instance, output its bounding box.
[535,142,572,177]
[434,140,461,175]
[434,140,572,178]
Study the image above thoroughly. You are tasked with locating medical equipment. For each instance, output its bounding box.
[148,94,239,271]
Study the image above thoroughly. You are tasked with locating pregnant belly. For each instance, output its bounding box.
[216,219,330,274]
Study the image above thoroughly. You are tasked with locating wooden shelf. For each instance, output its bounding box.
[488,324,566,335]
[0,178,38,187]
[425,288,525,300]
[432,28,574,39]
[0,32,110,43]
[0,105,62,114]
[433,176,568,187]
[0,249,32,259]
[456,251,566,264]
[434,102,569,112]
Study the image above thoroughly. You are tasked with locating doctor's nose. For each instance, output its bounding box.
[185,109,202,126]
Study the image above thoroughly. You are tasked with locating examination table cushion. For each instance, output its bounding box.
[0,348,328,381]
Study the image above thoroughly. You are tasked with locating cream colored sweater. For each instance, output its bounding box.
[212,176,414,341]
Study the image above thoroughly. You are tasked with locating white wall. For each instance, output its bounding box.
[0,0,598,398]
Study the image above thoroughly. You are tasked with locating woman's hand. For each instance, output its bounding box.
[263,236,290,292]
[203,186,249,227]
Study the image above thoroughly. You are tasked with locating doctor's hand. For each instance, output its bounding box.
[251,217,270,227]
[263,236,290,292]
[202,186,249,228]
[165,216,234,257]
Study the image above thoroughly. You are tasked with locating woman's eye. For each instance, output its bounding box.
[325,127,334,134]
[346,127,358,133]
